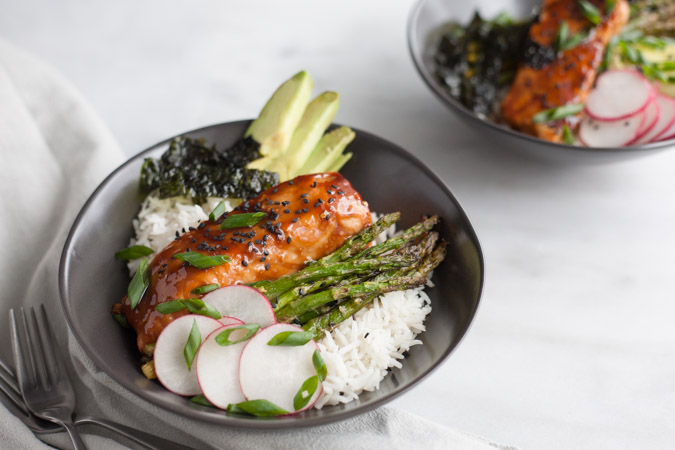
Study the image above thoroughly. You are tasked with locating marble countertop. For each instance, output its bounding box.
[3,0,674,448]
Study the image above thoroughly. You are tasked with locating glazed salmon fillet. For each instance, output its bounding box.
[113,173,371,354]
[501,0,629,142]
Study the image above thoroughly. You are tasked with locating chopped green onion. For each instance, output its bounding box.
[215,324,260,346]
[639,35,667,50]
[155,300,188,314]
[209,201,228,222]
[556,22,588,52]
[128,258,150,309]
[293,375,318,411]
[578,0,601,25]
[602,35,618,71]
[115,245,154,261]
[532,104,584,123]
[641,64,668,83]
[313,349,327,382]
[191,284,220,295]
[562,125,575,146]
[190,394,215,407]
[654,61,675,71]
[173,252,230,269]
[219,212,267,230]
[267,331,314,346]
[226,399,288,417]
[184,319,201,371]
[113,313,130,329]
[605,0,616,15]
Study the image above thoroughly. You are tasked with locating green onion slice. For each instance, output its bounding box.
[183,319,201,371]
[313,349,327,382]
[219,212,267,230]
[293,375,319,411]
[155,298,222,319]
[605,0,616,14]
[266,331,314,346]
[209,201,228,222]
[115,245,154,261]
[190,394,215,407]
[562,125,575,145]
[113,314,130,329]
[155,300,188,314]
[532,104,584,124]
[226,399,288,417]
[191,284,220,295]
[128,257,150,309]
[215,324,260,346]
[173,252,230,269]
[578,0,600,25]
[556,22,588,52]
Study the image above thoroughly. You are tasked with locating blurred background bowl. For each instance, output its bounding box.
[407,0,675,163]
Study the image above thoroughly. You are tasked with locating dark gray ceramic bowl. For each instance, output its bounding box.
[408,0,675,162]
[59,121,483,428]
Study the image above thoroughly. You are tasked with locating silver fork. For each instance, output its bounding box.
[11,306,87,449]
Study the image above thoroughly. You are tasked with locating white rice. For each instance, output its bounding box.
[130,196,432,408]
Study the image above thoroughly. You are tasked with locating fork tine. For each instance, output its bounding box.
[38,305,64,385]
[10,308,35,391]
[27,307,51,390]
[0,359,20,397]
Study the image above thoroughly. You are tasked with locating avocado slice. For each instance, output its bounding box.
[297,126,355,175]
[245,71,313,157]
[279,91,340,179]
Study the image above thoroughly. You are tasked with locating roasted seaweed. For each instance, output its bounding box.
[432,12,532,117]
[140,136,279,202]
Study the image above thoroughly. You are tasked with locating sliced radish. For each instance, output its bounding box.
[220,316,244,327]
[239,324,322,413]
[196,324,253,409]
[154,315,223,396]
[579,113,645,148]
[648,96,675,142]
[629,98,660,145]
[585,69,655,121]
[202,285,275,327]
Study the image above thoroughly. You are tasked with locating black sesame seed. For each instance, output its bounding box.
[292,218,299,223]
[295,210,302,214]
[311,181,317,188]
[267,200,274,205]
[242,260,248,267]
[272,188,278,193]
[255,239,262,245]
[303,198,309,204]
[287,236,292,244]
[320,281,326,288]
[282,201,290,206]
[175,231,180,238]
[292,318,301,325]
[198,222,206,229]
[284,209,291,214]
[191,238,197,243]
[337,190,345,195]
[326,190,333,195]
[325,214,331,220]
[302,208,309,213]
[313,202,321,208]
[288,181,294,185]
[298,288,305,295]
[301,193,309,198]
[188,226,196,231]
[263,250,269,256]
[328,198,335,203]
[274,201,280,205]
[181,228,186,233]
[316,198,323,204]
[263,235,269,242]
[265,263,270,270]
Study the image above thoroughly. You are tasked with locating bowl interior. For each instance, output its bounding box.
[59,120,483,428]
[408,0,675,159]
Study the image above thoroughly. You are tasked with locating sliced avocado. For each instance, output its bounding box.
[325,152,353,173]
[245,71,314,157]
[297,126,355,175]
[279,91,340,179]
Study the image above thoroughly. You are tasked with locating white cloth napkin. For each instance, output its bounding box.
[0,37,516,450]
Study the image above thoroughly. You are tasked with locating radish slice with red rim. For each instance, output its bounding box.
[154,315,223,396]
[220,316,244,327]
[579,113,645,148]
[647,95,675,143]
[629,99,660,145]
[239,324,322,413]
[202,285,275,327]
[196,324,257,409]
[585,69,655,121]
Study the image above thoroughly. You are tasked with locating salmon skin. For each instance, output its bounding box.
[500,0,629,142]
[113,173,371,354]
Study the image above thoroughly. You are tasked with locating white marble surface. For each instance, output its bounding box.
[3,0,675,448]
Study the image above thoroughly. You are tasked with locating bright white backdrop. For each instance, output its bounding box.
[2,1,675,448]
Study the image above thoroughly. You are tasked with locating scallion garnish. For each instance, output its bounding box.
[191,284,220,295]
[313,349,327,382]
[532,103,584,124]
[190,394,215,407]
[266,330,314,346]
[605,0,616,15]
[173,251,230,269]
[219,212,267,230]
[183,319,201,370]
[113,313,130,329]
[128,257,150,309]
[578,0,601,25]
[115,245,154,261]
[562,125,575,145]
[556,22,588,52]
[293,375,319,411]
[155,298,222,319]
[215,324,260,346]
[226,399,288,417]
[209,201,228,222]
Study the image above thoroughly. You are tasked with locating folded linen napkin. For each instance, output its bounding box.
[0,37,515,450]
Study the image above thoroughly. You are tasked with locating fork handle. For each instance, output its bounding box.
[76,417,198,450]
[59,421,87,450]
